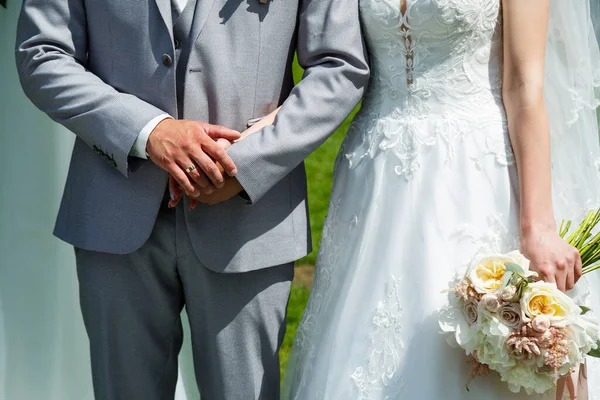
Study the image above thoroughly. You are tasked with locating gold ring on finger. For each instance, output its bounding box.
[186,165,196,174]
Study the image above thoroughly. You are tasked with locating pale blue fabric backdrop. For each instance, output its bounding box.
[0,2,198,399]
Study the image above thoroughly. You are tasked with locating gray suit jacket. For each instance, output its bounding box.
[15,0,369,273]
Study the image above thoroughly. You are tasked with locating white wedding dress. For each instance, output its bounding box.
[282,0,600,399]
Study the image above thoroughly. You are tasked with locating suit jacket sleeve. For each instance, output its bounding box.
[15,0,168,177]
[226,0,370,204]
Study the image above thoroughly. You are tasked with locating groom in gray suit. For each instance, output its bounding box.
[16,0,368,398]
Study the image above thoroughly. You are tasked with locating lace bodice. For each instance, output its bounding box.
[345,0,511,178]
[360,0,504,118]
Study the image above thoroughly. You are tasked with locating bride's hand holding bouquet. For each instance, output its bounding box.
[520,220,582,293]
[440,211,600,399]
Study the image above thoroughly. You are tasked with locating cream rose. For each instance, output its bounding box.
[520,282,581,327]
[468,251,533,294]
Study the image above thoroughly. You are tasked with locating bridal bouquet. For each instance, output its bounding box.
[439,210,600,395]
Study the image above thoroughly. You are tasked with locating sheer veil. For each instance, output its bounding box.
[545,0,600,221]
[546,1,600,394]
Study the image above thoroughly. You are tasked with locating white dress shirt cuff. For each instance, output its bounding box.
[130,114,172,159]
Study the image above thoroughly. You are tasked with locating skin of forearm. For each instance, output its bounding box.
[504,84,555,234]
[238,107,282,140]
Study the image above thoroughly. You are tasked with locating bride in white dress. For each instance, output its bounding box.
[281,0,600,399]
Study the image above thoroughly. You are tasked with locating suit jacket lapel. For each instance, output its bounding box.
[190,0,218,47]
[154,0,174,41]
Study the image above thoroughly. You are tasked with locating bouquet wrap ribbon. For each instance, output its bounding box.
[556,363,588,400]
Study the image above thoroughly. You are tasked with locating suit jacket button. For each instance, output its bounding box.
[162,54,173,67]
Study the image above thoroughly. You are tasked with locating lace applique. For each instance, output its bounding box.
[454,213,519,255]
[351,275,405,399]
[471,129,515,169]
[345,112,514,179]
[567,88,600,125]
[436,0,501,34]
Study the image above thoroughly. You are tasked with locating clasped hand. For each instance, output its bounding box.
[145,119,243,208]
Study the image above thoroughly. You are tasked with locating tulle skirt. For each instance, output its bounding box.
[282,114,600,399]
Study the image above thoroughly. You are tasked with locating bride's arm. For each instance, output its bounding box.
[238,107,282,140]
[502,0,581,292]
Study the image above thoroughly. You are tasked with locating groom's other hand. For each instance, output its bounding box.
[146,119,241,196]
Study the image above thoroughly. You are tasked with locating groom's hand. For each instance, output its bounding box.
[146,119,241,196]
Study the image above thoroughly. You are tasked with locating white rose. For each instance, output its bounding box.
[468,252,534,295]
[569,313,600,354]
[520,282,581,327]
[504,251,532,271]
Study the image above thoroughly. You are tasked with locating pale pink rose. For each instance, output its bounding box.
[501,285,518,302]
[498,303,522,328]
[464,299,479,325]
[481,293,502,313]
[531,315,551,333]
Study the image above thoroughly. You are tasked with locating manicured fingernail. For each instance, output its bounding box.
[205,187,214,194]
[170,191,175,201]
[231,168,238,176]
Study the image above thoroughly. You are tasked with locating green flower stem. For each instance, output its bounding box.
[583,263,600,275]
[581,242,600,265]
[570,212,595,247]
[579,215,600,247]
[559,220,572,238]
[561,209,600,271]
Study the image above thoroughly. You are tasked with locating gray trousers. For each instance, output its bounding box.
[75,197,294,400]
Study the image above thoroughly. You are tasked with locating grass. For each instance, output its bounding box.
[278,60,360,379]
[279,284,311,379]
